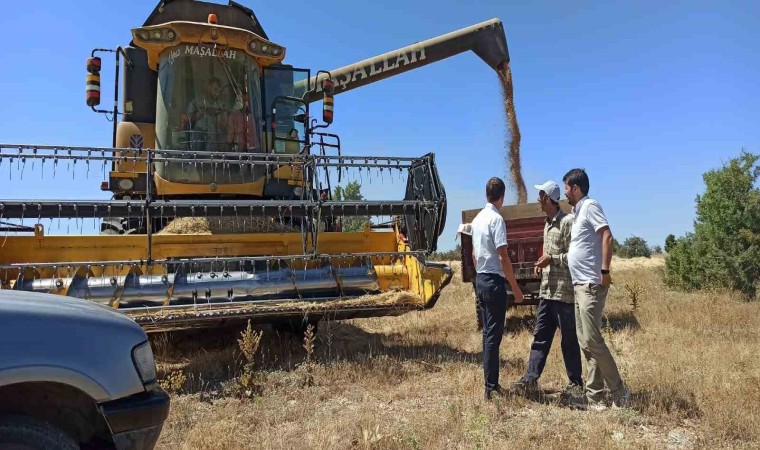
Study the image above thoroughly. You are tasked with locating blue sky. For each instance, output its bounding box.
[0,0,757,250]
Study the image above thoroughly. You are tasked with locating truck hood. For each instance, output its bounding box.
[0,290,141,331]
[0,290,149,402]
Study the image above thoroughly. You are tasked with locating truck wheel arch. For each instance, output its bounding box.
[0,381,114,446]
[0,366,111,401]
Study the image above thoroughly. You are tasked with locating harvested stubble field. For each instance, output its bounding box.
[152,255,760,449]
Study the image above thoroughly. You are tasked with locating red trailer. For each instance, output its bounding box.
[458,202,572,306]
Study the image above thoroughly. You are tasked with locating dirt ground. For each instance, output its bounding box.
[152,255,760,449]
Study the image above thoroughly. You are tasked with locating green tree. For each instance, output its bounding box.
[430,244,462,261]
[665,151,760,299]
[333,181,368,232]
[333,181,363,203]
[652,245,663,254]
[617,236,651,258]
[664,234,677,252]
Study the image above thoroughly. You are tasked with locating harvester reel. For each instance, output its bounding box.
[0,144,450,333]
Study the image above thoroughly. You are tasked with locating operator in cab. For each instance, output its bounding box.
[186,77,262,152]
[227,94,260,152]
[187,77,228,151]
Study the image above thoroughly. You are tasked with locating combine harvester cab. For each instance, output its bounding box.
[0,0,515,332]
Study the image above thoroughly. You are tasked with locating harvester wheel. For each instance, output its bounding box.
[100,217,143,235]
[100,217,169,235]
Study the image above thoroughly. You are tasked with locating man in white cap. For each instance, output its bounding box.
[509,180,583,397]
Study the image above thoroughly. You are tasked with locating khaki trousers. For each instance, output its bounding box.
[574,283,624,401]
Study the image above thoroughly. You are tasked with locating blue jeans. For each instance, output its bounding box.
[475,272,508,394]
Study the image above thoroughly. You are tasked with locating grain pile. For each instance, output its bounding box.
[129,290,424,326]
[157,217,299,235]
[497,62,528,204]
[298,290,424,310]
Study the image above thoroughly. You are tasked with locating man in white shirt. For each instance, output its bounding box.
[563,168,630,410]
[471,177,524,400]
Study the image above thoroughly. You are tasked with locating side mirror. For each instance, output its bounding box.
[322,78,334,124]
[86,57,102,107]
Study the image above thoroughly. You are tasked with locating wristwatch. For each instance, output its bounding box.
[601,269,610,275]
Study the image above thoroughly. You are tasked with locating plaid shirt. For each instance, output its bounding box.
[540,210,575,302]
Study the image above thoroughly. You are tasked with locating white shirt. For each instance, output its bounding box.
[568,196,609,285]
[471,203,508,277]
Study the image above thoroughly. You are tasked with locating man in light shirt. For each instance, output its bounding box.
[563,168,630,410]
[471,177,524,400]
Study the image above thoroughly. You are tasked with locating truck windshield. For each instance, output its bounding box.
[156,44,262,154]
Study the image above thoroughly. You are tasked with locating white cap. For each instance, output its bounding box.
[533,180,561,202]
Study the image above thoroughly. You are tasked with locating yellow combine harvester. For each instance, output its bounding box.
[0,0,511,332]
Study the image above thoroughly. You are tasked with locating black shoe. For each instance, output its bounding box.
[509,378,538,396]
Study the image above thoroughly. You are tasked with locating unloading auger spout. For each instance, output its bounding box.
[304,18,510,102]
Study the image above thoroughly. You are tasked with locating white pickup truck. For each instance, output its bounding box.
[0,290,170,450]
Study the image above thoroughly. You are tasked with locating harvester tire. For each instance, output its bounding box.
[0,414,79,450]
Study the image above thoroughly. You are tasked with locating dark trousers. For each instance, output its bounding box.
[473,280,484,330]
[475,272,508,394]
[524,298,583,386]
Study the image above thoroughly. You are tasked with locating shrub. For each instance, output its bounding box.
[664,234,677,252]
[665,151,759,299]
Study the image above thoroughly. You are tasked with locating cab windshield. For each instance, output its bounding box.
[156,44,262,154]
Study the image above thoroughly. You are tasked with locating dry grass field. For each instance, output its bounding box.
[151,255,760,449]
